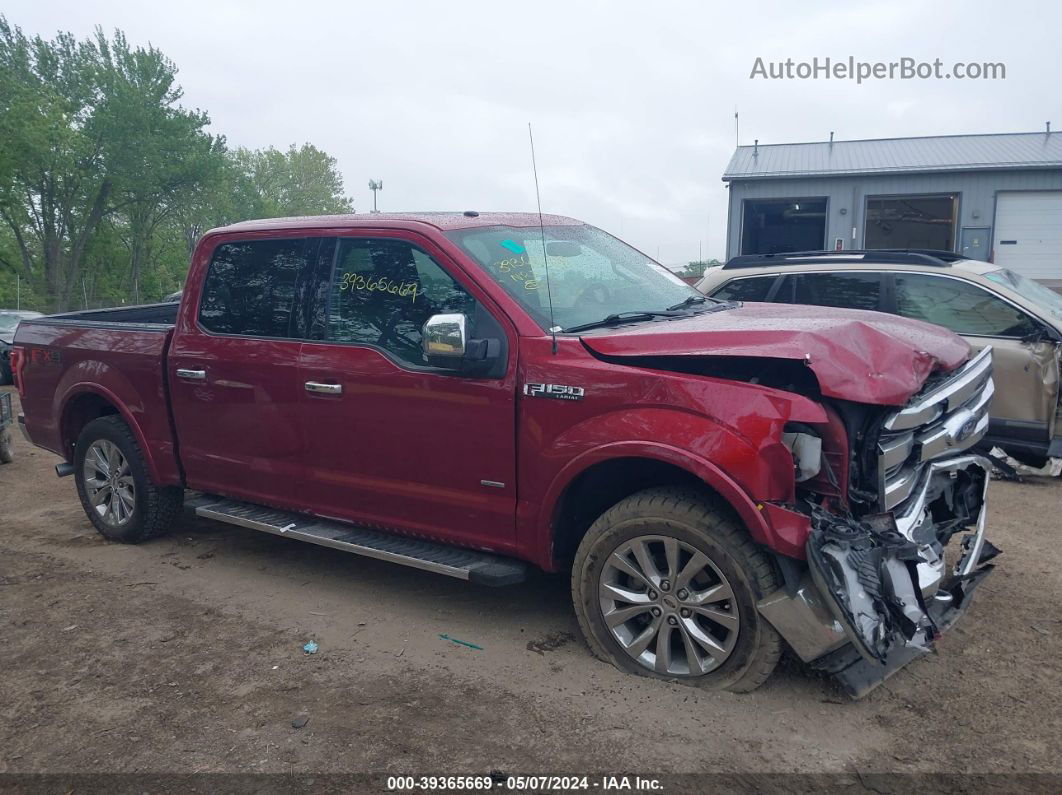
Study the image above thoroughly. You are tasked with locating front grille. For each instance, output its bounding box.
[877,347,994,511]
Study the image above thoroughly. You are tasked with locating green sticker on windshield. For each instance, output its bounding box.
[500,239,524,254]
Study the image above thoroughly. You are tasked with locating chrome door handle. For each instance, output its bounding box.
[176,368,206,380]
[305,381,342,395]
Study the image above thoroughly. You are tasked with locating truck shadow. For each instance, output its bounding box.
[166,509,852,700]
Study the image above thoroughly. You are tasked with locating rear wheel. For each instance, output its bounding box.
[74,416,183,542]
[572,486,782,692]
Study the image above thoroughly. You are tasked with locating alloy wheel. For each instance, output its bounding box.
[598,534,740,676]
[82,440,136,527]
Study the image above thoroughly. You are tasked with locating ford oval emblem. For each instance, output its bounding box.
[952,416,979,444]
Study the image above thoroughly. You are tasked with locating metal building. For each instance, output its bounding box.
[722,130,1062,288]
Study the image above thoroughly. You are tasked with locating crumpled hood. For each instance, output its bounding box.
[580,302,970,406]
[0,333,13,346]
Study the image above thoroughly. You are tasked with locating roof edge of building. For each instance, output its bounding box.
[722,162,1062,182]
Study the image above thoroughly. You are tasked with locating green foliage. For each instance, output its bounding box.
[679,259,721,278]
[234,144,354,219]
[0,16,354,311]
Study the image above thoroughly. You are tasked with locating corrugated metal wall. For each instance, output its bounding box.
[726,169,1062,272]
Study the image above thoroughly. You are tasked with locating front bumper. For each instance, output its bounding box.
[758,455,997,697]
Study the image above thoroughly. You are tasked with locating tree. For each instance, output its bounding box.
[679,259,721,279]
[0,18,224,309]
[0,17,354,310]
[0,18,111,310]
[95,28,226,298]
[234,143,353,218]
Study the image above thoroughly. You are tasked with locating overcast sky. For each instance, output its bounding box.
[8,0,1061,265]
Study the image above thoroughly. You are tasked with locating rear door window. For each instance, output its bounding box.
[199,238,310,337]
[782,272,883,311]
[710,276,777,302]
[894,273,1039,337]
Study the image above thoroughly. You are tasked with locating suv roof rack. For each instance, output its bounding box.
[722,249,966,270]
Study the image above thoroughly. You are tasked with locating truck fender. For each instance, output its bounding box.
[536,440,780,568]
[55,379,174,486]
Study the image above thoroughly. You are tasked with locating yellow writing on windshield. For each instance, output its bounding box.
[339,272,419,304]
[493,255,540,291]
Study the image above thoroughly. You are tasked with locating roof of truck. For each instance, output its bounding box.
[212,212,583,235]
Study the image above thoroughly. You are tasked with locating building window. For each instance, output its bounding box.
[740,198,827,255]
[864,194,957,251]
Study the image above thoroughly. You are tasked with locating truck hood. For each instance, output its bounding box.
[579,302,970,406]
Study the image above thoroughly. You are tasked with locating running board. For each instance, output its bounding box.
[193,498,528,586]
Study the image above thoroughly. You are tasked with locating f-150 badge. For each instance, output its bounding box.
[523,383,585,401]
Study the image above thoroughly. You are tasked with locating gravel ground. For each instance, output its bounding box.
[1,386,1060,789]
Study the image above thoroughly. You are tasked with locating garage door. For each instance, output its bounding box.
[993,191,1062,281]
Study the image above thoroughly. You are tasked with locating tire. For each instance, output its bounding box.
[0,430,12,464]
[0,360,11,386]
[74,415,183,543]
[572,486,782,693]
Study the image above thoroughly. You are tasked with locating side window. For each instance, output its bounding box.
[894,274,1039,337]
[328,238,477,366]
[711,276,776,302]
[786,272,882,311]
[199,238,308,337]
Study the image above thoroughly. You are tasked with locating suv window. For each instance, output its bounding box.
[894,273,1039,337]
[199,238,309,337]
[328,238,478,367]
[779,272,882,311]
[711,276,776,302]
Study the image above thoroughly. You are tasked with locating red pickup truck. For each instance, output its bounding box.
[13,212,998,696]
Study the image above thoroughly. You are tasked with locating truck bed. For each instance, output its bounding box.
[14,302,182,486]
[35,301,179,328]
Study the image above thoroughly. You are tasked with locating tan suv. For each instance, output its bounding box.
[698,250,1062,467]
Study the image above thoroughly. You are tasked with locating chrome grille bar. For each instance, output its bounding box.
[878,347,994,512]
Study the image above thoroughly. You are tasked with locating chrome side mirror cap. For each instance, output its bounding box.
[422,313,468,358]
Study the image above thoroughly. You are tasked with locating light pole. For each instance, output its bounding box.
[368,180,383,213]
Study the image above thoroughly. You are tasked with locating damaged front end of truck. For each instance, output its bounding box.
[759,346,999,697]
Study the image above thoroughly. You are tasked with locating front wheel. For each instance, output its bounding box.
[74,415,183,542]
[572,487,782,692]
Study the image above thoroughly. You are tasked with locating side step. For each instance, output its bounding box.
[192,497,528,586]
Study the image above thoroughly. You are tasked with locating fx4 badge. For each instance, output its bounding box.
[523,383,585,401]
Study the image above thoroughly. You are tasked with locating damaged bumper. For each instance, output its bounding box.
[758,455,999,698]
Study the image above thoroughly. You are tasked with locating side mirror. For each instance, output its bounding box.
[422,312,503,375]
[423,313,467,360]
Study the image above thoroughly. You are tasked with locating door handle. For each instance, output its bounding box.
[176,368,206,380]
[305,381,342,395]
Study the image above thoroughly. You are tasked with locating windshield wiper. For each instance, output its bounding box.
[666,295,708,311]
[563,310,680,333]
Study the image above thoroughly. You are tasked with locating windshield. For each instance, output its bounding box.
[984,268,1062,323]
[0,314,23,334]
[446,224,708,331]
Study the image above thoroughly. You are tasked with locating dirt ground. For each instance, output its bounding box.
[1,385,1061,787]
